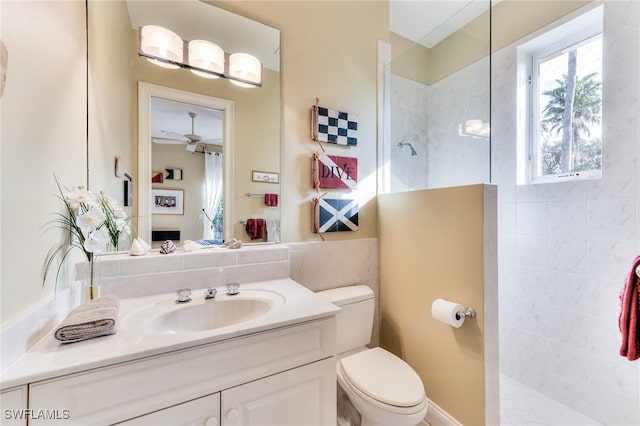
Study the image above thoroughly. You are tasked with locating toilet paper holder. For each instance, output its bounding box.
[455,307,477,321]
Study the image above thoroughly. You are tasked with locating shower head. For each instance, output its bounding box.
[398,142,418,156]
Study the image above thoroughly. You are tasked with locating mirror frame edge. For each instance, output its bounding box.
[137,81,235,244]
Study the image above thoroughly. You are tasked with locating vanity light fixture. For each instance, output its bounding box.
[138,25,262,88]
[188,40,225,79]
[140,25,183,69]
[229,53,262,88]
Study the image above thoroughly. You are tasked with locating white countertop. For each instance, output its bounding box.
[0,278,339,389]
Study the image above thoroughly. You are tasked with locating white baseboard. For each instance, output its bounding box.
[424,398,463,426]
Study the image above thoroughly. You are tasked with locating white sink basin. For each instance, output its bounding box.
[122,288,285,335]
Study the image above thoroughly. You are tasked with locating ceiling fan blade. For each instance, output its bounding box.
[161,131,188,140]
[200,138,223,145]
[152,137,186,144]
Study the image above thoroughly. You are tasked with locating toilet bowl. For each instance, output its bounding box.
[316,286,428,426]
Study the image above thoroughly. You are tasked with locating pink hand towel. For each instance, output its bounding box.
[619,255,640,361]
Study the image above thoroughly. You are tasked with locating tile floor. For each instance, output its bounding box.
[500,374,602,426]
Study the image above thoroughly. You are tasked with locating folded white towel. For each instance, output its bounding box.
[54,296,119,343]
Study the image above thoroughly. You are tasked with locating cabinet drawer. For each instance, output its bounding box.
[29,318,335,425]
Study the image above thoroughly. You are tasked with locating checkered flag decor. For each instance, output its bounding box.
[311,104,358,146]
[313,198,359,234]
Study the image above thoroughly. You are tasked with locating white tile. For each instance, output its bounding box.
[546,181,587,203]
[549,340,589,384]
[516,202,548,236]
[514,332,549,392]
[500,374,601,426]
[548,272,588,312]
[515,266,548,301]
[588,239,636,280]
[224,261,290,284]
[118,253,185,276]
[236,245,289,265]
[547,374,590,417]
[588,277,625,320]
[548,201,587,239]
[588,314,623,360]
[588,355,640,425]
[516,234,548,269]
[514,296,549,336]
[182,250,237,270]
[548,237,588,274]
[549,306,588,350]
[516,184,548,203]
[588,195,636,241]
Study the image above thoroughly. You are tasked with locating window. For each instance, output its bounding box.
[519,6,603,184]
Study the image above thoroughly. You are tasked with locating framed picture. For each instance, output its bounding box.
[252,170,279,184]
[151,189,184,215]
[151,171,164,183]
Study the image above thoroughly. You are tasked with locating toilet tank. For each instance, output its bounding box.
[316,285,374,355]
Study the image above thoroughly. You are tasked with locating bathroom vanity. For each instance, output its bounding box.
[0,279,339,425]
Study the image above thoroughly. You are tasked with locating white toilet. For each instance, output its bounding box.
[317,285,428,426]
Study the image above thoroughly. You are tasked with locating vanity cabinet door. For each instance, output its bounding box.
[115,392,220,426]
[0,386,28,426]
[221,357,335,426]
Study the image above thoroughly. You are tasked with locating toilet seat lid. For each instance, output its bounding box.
[340,347,425,407]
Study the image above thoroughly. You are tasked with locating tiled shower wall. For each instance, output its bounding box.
[390,58,490,192]
[428,58,490,189]
[390,74,430,192]
[492,1,640,424]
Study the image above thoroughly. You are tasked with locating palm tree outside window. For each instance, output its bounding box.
[530,32,603,182]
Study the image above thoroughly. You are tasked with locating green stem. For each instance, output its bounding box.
[89,257,95,300]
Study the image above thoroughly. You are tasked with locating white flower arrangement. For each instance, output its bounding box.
[43,178,131,298]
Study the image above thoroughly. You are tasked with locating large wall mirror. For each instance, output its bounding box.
[88,0,281,249]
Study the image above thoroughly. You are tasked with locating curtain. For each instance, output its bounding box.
[203,152,223,240]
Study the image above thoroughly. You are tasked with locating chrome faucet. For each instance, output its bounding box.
[204,287,218,300]
[176,288,192,303]
[226,283,240,296]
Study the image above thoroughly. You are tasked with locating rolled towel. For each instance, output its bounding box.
[54,296,119,343]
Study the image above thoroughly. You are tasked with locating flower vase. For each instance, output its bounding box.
[85,256,101,300]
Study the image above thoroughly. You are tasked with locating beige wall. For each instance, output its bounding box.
[492,0,592,52]
[151,145,206,244]
[214,1,388,243]
[378,185,492,425]
[1,1,87,323]
[390,32,431,86]
[390,10,489,86]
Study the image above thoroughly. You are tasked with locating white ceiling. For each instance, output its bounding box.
[390,0,491,48]
[151,97,222,146]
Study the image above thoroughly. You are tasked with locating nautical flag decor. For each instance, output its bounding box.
[311,104,358,146]
[314,198,359,233]
[313,154,358,190]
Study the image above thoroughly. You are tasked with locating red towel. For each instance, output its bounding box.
[619,255,640,361]
[245,218,265,240]
[264,193,278,207]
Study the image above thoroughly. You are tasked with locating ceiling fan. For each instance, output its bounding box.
[152,111,221,146]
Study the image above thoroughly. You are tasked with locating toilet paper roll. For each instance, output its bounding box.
[431,298,465,328]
